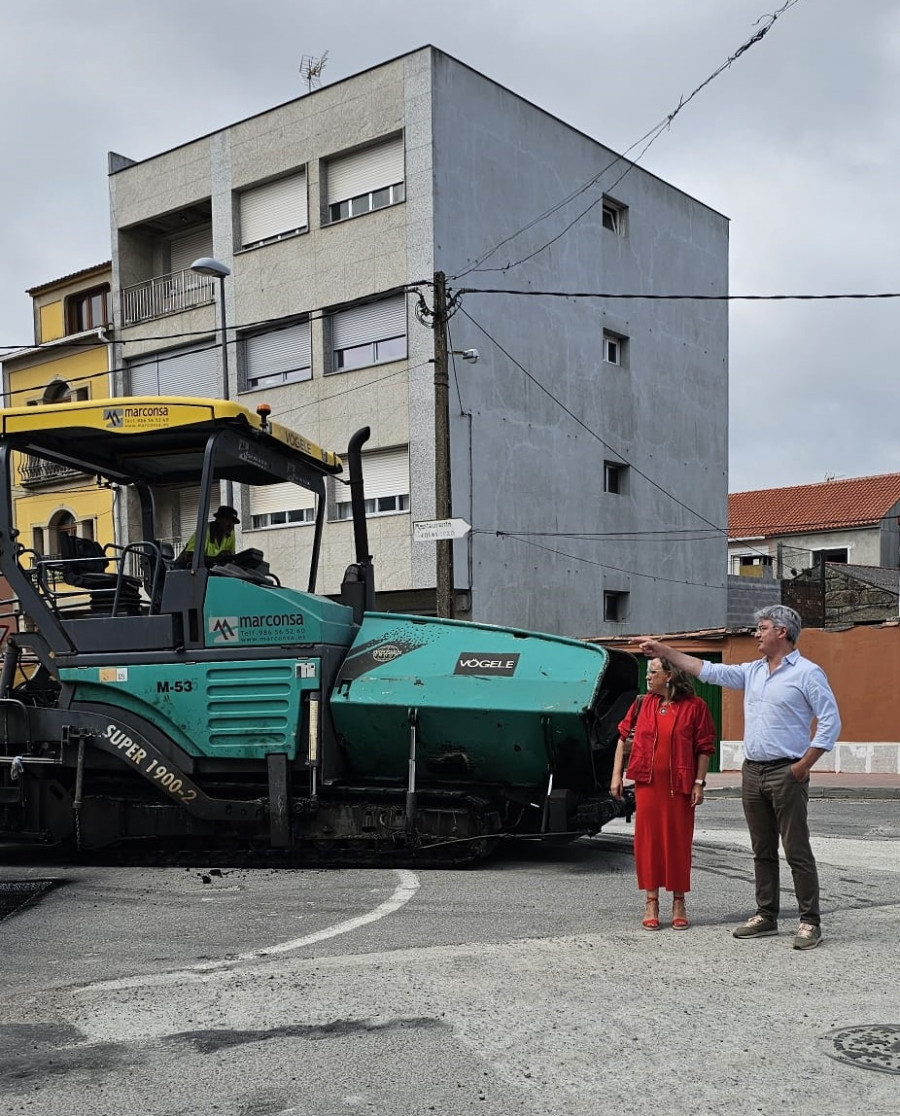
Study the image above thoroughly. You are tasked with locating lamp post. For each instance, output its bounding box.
[190,257,231,401]
[191,257,233,508]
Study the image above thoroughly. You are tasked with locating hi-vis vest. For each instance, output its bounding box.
[185,527,235,559]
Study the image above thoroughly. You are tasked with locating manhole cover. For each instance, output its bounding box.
[824,1025,900,1075]
[0,879,58,922]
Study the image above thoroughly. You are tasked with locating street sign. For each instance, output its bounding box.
[413,517,472,542]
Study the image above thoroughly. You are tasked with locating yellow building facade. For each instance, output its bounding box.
[1,264,116,567]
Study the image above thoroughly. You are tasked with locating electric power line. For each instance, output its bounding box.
[452,0,804,279]
[457,304,728,535]
[455,288,900,302]
[488,531,727,591]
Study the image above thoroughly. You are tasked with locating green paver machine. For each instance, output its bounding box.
[0,397,637,860]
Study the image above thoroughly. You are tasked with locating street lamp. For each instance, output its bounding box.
[191,257,233,508]
[190,257,231,401]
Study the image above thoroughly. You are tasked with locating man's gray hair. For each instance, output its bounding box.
[754,604,802,643]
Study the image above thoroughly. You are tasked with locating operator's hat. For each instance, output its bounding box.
[214,504,240,523]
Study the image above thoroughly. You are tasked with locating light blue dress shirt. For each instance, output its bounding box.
[698,650,841,761]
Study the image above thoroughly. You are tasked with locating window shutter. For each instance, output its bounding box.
[337,447,409,502]
[178,484,221,539]
[251,481,317,517]
[240,172,308,247]
[245,322,311,382]
[326,136,404,205]
[169,228,214,274]
[128,341,221,396]
[332,296,406,349]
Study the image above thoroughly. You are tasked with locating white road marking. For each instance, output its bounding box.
[73,868,420,995]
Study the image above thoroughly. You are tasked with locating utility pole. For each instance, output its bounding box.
[433,270,454,619]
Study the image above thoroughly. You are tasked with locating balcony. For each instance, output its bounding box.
[19,456,83,488]
[120,269,215,326]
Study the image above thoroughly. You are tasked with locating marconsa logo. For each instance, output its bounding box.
[454,652,520,676]
[239,613,304,628]
[373,644,402,663]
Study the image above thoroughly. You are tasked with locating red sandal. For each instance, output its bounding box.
[642,897,660,931]
[672,894,690,930]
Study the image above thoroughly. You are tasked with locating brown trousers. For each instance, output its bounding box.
[741,760,821,926]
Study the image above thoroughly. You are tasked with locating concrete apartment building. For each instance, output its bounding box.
[107,46,729,638]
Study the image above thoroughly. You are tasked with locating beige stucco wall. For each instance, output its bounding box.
[111,51,434,597]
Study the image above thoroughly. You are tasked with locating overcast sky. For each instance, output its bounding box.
[1,0,897,493]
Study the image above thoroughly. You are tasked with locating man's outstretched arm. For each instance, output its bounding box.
[638,639,705,678]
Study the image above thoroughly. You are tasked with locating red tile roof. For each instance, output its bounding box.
[26,262,111,297]
[729,473,900,538]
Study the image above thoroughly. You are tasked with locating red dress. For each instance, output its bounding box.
[633,706,695,893]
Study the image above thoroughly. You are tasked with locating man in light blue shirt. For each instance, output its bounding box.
[640,605,840,951]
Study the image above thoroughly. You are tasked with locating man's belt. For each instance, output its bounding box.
[745,756,800,768]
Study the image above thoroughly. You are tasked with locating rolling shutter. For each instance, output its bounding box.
[326,136,404,205]
[178,484,221,539]
[331,296,406,349]
[251,481,317,516]
[361,447,410,500]
[334,448,409,508]
[240,172,308,247]
[169,228,214,274]
[127,342,221,396]
[245,321,311,384]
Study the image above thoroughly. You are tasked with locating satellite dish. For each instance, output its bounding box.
[299,52,329,92]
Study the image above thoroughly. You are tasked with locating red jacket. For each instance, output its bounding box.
[618,694,716,795]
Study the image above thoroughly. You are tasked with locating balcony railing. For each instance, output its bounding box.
[19,456,83,487]
[121,269,215,325]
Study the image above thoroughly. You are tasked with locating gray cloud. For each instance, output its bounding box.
[1,0,897,491]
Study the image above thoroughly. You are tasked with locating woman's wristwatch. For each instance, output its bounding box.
[694,779,706,787]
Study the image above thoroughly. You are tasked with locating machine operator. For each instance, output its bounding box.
[175,504,239,568]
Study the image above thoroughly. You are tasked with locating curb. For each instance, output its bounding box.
[705,786,900,801]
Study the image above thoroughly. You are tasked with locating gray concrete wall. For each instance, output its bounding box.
[430,51,729,636]
[726,572,781,629]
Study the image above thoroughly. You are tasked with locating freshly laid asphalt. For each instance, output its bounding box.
[705,769,900,799]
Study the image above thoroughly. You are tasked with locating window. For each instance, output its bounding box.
[42,380,89,405]
[330,295,407,373]
[603,591,629,623]
[325,135,405,224]
[250,481,317,529]
[604,461,627,494]
[603,330,626,366]
[127,340,221,396]
[812,547,848,565]
[731,554,773,578]
[242,320,311,390]
[239,171,308,249]
[601,197,627,235]
[66,285,110,333]
[332,447,409,520]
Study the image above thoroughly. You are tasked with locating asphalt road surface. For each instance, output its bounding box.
[1,799,898,1116]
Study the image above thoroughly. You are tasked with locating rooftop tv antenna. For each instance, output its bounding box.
[300,52,329,92]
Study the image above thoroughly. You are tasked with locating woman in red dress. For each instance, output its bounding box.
[611,658,716,930]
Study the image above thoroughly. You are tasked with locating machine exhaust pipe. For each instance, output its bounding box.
[341,427,376,621]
